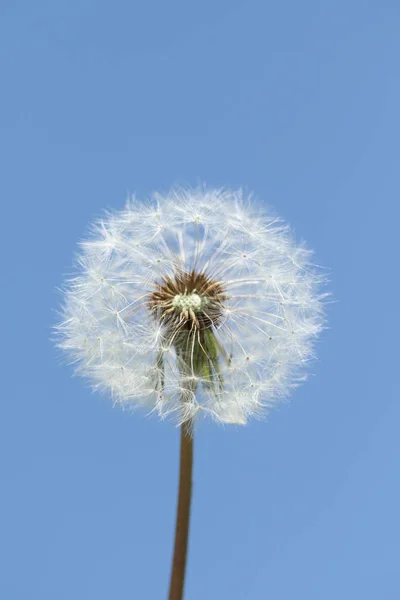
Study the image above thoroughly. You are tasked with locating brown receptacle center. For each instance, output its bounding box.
[148,269,227,335]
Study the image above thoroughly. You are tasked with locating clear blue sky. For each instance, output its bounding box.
[1,1,399,598]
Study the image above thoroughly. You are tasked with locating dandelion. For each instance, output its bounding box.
[55,187,326,600]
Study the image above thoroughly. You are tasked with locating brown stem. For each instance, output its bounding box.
[168,422,194,600]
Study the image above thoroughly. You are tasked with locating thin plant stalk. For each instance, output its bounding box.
[168,421,194,600]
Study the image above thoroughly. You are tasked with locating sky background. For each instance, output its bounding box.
[1,1,399,598]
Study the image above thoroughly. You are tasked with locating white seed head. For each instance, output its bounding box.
[55,188,327,426]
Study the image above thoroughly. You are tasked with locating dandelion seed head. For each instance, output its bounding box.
[55,187,327,425]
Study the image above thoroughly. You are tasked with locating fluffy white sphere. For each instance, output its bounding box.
[56,188,326,425]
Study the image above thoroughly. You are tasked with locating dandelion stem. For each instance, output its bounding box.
[168,420,193,600]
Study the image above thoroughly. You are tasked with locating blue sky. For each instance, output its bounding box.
[1,1,399,598]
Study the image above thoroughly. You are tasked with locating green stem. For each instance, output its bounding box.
[168,421,194,600]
